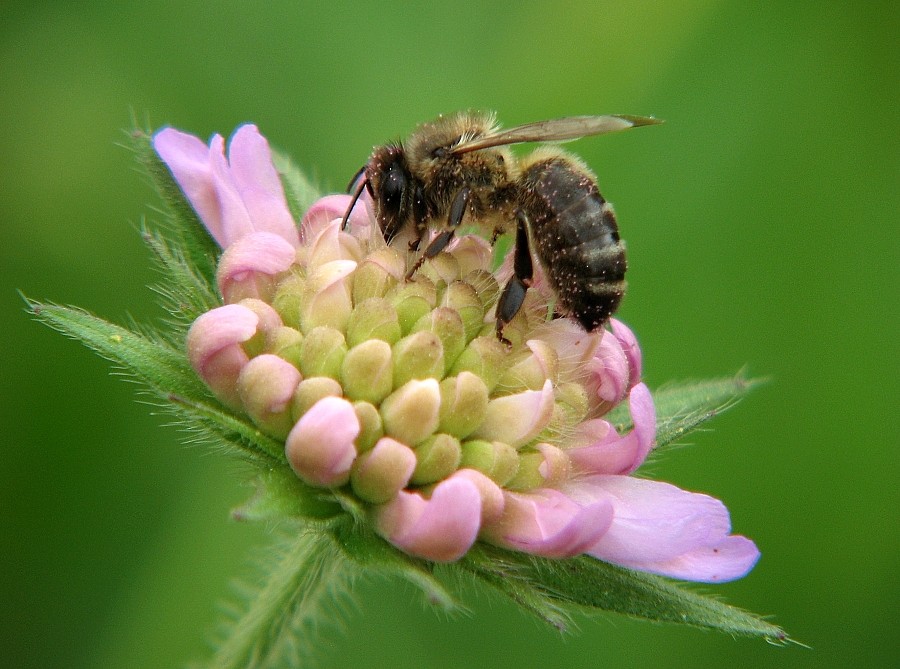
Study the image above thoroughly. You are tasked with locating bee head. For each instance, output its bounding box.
[367,145,415,242]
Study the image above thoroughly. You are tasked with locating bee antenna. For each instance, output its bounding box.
[341,173,368,231]
[345,164,366,192]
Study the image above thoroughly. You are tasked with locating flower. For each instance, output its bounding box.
[154,124,300,249]
[156,124,760,582]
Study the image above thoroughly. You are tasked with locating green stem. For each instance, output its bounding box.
[207,531,351,669]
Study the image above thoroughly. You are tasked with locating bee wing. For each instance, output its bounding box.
[450,114,661,154]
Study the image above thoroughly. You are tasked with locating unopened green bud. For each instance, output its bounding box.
[460,439,519,487]
[380,378,441,446]
[236,354,300,439]
[411,307,465,374]
[504,450,546,491]
[271,272,306,328]
[438,372,489,439]
[441,280,486,342]
[490,318,527,348]
[496,339,559,393]
[410,433,462,485]
[463,269,499,309]
[238,298,282,357]
[341,339,394,404]
[552,381,589,428]
[392,331,444,387]
[346,297,402,348]
[534,443,570,488]
[449,335,507,392]
[299,259,355,332]
[352,247,404,303]
[299,326,347,379]
[350,437,416,504]
[505,444,570,491]
[450,236,492,277]
[353,401,384,452]
[266,326,304,368]
[291,376,343,420]
[389,277,437,334]
[418,251,459,287]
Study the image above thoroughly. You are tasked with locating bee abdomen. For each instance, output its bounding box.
[522,157,628,331]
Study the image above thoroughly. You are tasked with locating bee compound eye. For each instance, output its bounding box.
[382,162,408,213]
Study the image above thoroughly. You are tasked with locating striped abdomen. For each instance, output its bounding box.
[520,156,627,331]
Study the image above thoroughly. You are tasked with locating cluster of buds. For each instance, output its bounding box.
[155,124,759,581]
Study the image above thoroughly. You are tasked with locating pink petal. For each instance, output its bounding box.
[227,125,300,247]
[481,488,613,558]
[154,125,299,249]
[154,128,230,246]
[216,231,297,302]
[375,475,483,562]
[301,194,372,241]
[208,133,256,247]
[451,469,506,523]
[186,303,259,407]
[587,328,630,403]
[610,318,642,384]
[572,475,760,582]
[640,535,761,583]
[285,396,359,487]
[568,382,656,475]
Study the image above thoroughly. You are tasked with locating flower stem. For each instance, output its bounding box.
[207,530,350,669]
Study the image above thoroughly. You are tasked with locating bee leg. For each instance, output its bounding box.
[404,187,471,280]
[495,211,534,345]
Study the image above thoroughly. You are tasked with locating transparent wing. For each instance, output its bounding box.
[450,114,662,154]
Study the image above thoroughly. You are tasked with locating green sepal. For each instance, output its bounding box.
[458,545,787,641]
[126,128,221,288]
[454,546,571,630]
[166,393,284,463]
[208,532,353,669]
[140,223,221,330]
[234,467,343,523]
[331,518,459,613]
[607,373,764,450]
[271,148,323,225]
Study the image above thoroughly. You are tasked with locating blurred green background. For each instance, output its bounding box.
[2,1,896,667]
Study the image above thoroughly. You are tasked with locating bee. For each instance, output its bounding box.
[341,111,660,342]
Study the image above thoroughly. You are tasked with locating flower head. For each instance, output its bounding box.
[157,125,759,581]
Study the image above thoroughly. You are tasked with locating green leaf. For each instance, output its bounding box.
[462,545,786,641]
[27,300,203,399]
[331,519,459,612]
[27,299,284,465]
[608,374,764,450]
[271,148,323,224]
[126,127,221,287]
